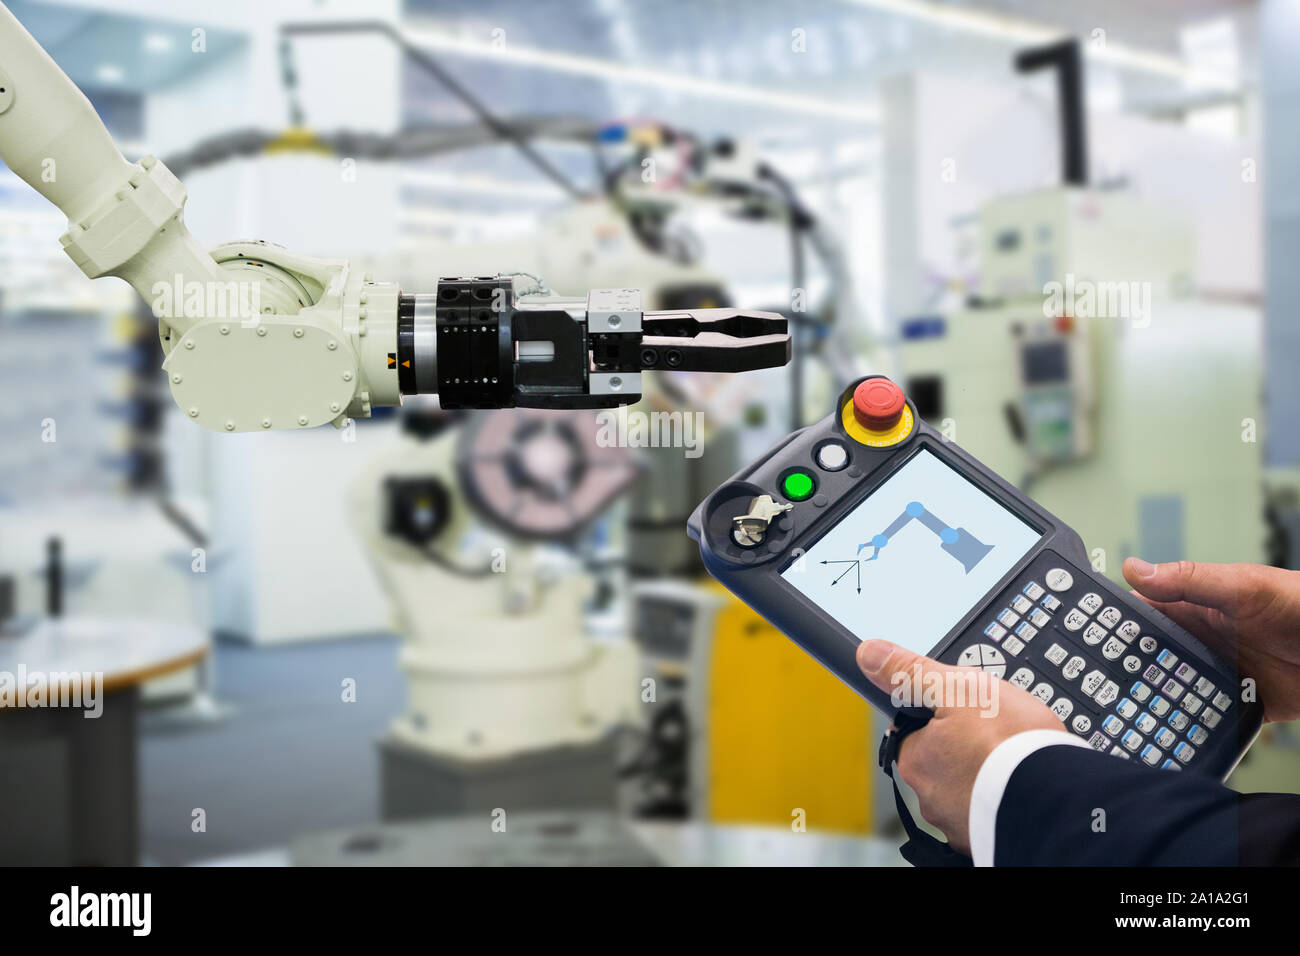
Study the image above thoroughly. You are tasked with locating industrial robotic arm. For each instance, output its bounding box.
[0,4,789,432]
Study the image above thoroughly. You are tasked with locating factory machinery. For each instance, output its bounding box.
[899,40,1266,579]
[895,42,1295,789]
[0,4,789,433]
[258,19,884,829]
[349,405,643,817]
[3,3,888,833]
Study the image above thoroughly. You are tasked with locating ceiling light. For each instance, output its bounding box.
[403,26,879,123]
[839,0,1239,90]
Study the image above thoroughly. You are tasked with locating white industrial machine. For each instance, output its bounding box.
[895,37,1265,578]
[901,186,1265,577]
[348,406,644,817]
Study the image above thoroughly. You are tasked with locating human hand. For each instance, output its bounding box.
[1123,558,1300,723]
[856,638,1067,854]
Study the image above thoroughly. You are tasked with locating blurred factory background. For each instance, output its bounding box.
[1,0,1297,866]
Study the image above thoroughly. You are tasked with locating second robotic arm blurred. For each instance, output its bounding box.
[0,2,789,432]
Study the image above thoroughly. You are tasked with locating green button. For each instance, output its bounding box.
[782,471,814,501]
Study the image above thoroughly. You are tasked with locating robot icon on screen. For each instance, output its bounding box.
[819,501,994,593]
[857,501,994,573]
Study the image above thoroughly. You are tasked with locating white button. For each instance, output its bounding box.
[1002,636,1025,656]
[1136,713,1157,734]
[1116,698,1138,719]
[998,608,1020,628]
[1118,620,1141,641]
[1023,582,1046,601]
[1083,623,1107,646]
[1202,708,1221,729]
[1078,592,1103,614]
[1189,725,1209,745]
[1098,606,1122,629]
[1162,679,1184,701]
[1015,622,1038,642]
[1031,683,1054,703]
[1139,635,1158,653]
[1012,595,1032,614]
[1131,681,1152,702]
[1154,728,1176,749]
[1174,662,1198,683]
[1045,643,1069,666]
[1081,670,1106,697]
[1063,609,1087,631]
[1150,696,1171,717]
[1102,715,1124,736]
[1183,694,1203,715]
[1041,595,1062,612]
[816,442,849,471]
[1194,676,1216,697]
[1063,656,1086,680]
[1009,667,1035,689]
[1045,568,1074,591]
[1123,655,1142,674]
[1029,609,1051,628]
[1095,681,1120,707]
[1102,637,1125,660]
[1110,746,1131,760]
[1212,691,1233,711]
[1051,698,1074,720]
[1072,715,1093,734]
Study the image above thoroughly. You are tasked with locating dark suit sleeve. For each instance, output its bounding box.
[994,745,1300,866]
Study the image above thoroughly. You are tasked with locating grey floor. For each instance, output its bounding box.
[139,634,405,865]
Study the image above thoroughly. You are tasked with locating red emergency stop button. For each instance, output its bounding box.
[853,378,905,431]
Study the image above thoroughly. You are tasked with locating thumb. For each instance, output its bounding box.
[856,639,958,712]
[1122,557,1245,613]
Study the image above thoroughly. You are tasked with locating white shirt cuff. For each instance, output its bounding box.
[968,729,1092,867]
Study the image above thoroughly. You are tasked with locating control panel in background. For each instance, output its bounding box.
[1015,315,1093,463]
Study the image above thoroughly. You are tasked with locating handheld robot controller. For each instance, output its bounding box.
[688,376,1262,781]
